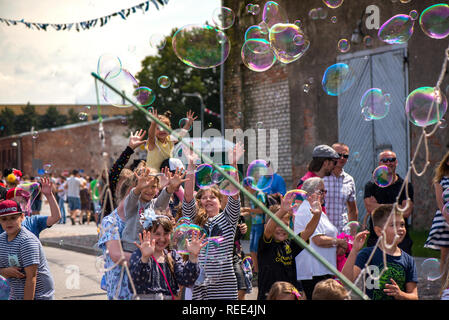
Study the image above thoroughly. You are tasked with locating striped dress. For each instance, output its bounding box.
[182,196,240,300]
[425,176,449,249]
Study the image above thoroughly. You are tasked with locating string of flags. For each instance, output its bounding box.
[0,0,169,32]
[204,107,221,118]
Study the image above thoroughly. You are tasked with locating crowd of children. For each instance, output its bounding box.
[1,108,449,301]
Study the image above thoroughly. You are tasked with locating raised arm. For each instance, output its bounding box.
[146,108,158,151]
[40,177,61,227]
[183,142,198,203]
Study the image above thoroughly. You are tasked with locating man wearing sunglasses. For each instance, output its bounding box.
[363,150,414,254]
[323,143,358,233]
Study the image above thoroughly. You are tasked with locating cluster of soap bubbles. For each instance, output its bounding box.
[378,4,449,45]
[171,217,224,255]
[246,3,260,16]
[97,53,170,108]
[194,159,274,197]
[242,1,310,72]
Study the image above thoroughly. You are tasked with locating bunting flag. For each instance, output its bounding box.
[0,0,169,32]
[204,107,221,118]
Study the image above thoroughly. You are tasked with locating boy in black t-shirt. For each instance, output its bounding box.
[257,192,322,300]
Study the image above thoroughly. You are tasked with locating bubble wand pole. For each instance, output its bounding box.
[91,71,369,300]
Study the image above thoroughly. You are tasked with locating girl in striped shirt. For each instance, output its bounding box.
[182,142,244,300]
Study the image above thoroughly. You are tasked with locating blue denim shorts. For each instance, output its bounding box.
[249,223,264,253]
[67,196,81,211]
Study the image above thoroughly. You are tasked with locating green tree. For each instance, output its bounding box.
[39,106,68,129]
[13,102,40,133]
[129,28,221,134]
[0,107,17,137]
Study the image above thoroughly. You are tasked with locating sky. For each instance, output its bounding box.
[0,0,221,105]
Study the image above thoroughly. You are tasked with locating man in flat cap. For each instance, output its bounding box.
[297,144,340,190]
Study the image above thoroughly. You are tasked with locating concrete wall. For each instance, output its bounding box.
[223,0,449,229]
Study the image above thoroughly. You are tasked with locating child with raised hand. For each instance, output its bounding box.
[146,108,197,172]
[341,204,418,300]
[129,217,206,300]
[257,191,322,300]
[121,165,188,253]
[182,142,244,300]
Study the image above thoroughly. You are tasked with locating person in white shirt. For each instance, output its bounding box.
[65,170,82,225]
[294,177,348,300]
[57,177,67,224]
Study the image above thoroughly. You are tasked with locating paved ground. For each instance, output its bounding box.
[38,201,442,300]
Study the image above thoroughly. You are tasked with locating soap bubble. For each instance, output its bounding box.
[405,87,447,127]
[212,7,235,30]
[421,258,442,281]
[317,7,328,20]
[378,14,415,44]
[360,88,391,120]
[179,118,193,132]
[322,0,344,9]
[363,35,374,47]
[409,10,419,21]
[31,130,39,139]
[172,24,230,69]
[309,8,319,20]
[195,164,215,189]
[211,165,241,196]
[419,4,449,39]
[78,112,88,121]
[285,189,308,207]
[149,33,167,50]
[256,121,263,129]
[269,23,310,64]
[322,63,356,96]
[43,164,53,174]
[134,87,156,107]
[440,118,447,129]
[342,221,361,237]
[331,16,338,23]
[337,39,350,53]
[171,221,204,255]
[246,4,260,15]
[102,69,138,108]
[245,25,267,41]
[241,39,276,72]
[353,151,361,162]
[97,53,122,79]
[263,1,289,29]
[372,165,394,188]
[0,276,10,300]
[11,182,41,216]
[303,83,310,93]
[246,159,274,191]
[157,76,171,89]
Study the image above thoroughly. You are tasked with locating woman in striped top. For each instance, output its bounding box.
[425,150,449,273]
[182,142,244,300]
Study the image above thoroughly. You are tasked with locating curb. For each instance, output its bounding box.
[41,238,102,256]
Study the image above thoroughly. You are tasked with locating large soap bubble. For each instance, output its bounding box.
[172,24,230,69]
[322,0,344,9]
[102,69,139,108]
[269,23,310,64]
[246,159,274,191]
[405,87,447,127]
[419,4,449,39]
[97,53,122,79]
[372,165,394,188]
[360,88,391,120]
[262,1,289,29]
[241,39,276,72]
[211,165,241,196]
[322,63,356,96]
[378,14,415,44]
[212,7,235,30]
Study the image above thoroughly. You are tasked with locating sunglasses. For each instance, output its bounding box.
[338,153,349,159]
[380,157,396,163]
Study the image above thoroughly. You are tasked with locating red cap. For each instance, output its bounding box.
[0,200,23,217]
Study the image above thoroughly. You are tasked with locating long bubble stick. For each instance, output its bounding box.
[91,71,369,300]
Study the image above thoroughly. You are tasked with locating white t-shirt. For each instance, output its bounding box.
[66,176,82,198]
[294,200,338,280]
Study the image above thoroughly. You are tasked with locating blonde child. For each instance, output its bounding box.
[266,281,304,300]
[146,109,197,172]
[312,278,350,300]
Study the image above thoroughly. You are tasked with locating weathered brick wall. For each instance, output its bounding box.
[0,118,138,178]
[223,0,449,230]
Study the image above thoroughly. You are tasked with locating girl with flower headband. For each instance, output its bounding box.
[266,281,304,300]
[129,215,206,300]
